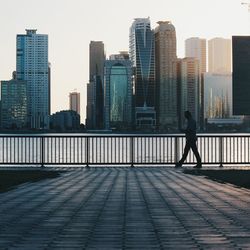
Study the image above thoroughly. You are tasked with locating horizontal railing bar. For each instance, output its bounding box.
[0,134,250,138]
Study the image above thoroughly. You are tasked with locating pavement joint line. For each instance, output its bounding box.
[138,169,201,249]
[171,170,250,216]
[157,169,244,248]
[46,169,116,249]
[4,169,109,249]
[147,169,236,248]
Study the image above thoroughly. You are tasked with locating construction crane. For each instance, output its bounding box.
[242,2,250,11]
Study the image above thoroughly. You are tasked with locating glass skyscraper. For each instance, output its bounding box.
[16,29,49,129]
[104,58,132,130]
[129,18,156,129]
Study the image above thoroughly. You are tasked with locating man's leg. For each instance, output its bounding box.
[190,141,202,165]
[178,141,191,165]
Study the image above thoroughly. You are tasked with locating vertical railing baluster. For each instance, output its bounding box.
[175,137,179,165]
[130,136,134,167]
[86,137,89,167]
[41,136,45,167]
[219,136,223,168]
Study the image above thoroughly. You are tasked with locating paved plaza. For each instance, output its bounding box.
[0,167,250,249]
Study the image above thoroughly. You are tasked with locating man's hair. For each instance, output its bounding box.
[184,110,192,118]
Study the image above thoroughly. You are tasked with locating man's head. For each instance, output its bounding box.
[184,110,192,120]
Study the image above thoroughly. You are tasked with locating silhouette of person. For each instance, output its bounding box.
[175,111,202,168]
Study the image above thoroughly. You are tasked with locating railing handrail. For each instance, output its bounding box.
[0,133,249,138]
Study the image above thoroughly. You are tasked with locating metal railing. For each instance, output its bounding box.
[0,134,249,167]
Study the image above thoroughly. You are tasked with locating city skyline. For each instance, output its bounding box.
[0,0,248,121]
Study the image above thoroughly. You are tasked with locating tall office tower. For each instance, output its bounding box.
[104,58,133,130]
[185,37,206,130]
[129,18,156,130]
[185,37,206,73]
[86,41,105,129]
[16,29,49,129]
[1,79,27,129]
[89,41,105,83]
[155,21,178,131]
[180,58,200,128]
[204,73,232,119]
[208,38,231,74]
[69,92,80,115]
[233,36,250,115]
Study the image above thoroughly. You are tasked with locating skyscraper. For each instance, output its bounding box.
[185,37,206,73]
[185,37,206,129]
[155,21,178,130]
[208,38,231,74]
[204,73,232,118]
[129,18,156,130]
[233,36,250,115]
[104,57,133,130]
[69,92,80,115]
[86,41,105,129]
[16,29,49,129]
[180,58,200,128]
[89,41,105,83]
[1,79,27,129]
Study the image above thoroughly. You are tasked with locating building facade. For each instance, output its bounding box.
[1,79,27,129]
[16,29,49,129]
[233,36,250,115]
[185,37,206,129]
[104,59,132,130]
[155,21,178,131]
[185,37,206,74]
[204,73,232,119]
[69,92,80,115]
[86,41,105,129]
[208,38,231,74]
[50,110,80,131]
[180,58,200,128]
[129,18,156,130]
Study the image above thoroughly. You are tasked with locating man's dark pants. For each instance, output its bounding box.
[179,139,201,165]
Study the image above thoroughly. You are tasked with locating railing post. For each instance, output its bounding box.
[130,136,134,167]
[175,137,179,164]
[86,137,89,168]
[219,137,223,168]
[41,137,45,168]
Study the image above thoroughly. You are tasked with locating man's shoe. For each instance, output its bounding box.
[175,162,182,168]
[193,164,202,169]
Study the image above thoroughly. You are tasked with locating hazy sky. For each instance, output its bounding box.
[0,0,249,121]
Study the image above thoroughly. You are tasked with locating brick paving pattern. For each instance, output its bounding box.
[0,167,250,249]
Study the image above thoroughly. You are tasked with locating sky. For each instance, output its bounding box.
[0,0,249,122]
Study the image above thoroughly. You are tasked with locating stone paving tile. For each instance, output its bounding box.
[0,167,250,249]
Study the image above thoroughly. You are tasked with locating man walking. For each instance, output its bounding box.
[176,111,202,168]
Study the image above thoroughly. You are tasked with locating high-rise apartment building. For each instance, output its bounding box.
[208,38,231,74]
[155,21,178,130]
[180,58,200,128]
[1,79,27,129]
[129,18,156,130]
[16,29,49,129]
[86,41,105,129]
[185,37,206,74]
[233,36,250,115]
[69,92,80,115]
[104,58,133,130]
